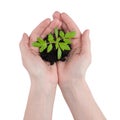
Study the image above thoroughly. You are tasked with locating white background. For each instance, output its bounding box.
[0,0,120,120]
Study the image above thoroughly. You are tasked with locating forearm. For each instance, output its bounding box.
[24,79,56,120]
[60,79,106,120]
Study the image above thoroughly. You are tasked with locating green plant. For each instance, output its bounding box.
[32,28,76,60]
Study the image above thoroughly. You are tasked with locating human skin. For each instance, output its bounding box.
[53,11,106,120]
[19,18,61,120]
[20,11,106,120]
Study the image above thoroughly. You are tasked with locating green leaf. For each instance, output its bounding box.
[48,34,54,43]
[59,42,71,51]
[37,38,44,44]
[57,48,62,59]
[32,42,41,47]
[55,42,59,49]
[55,28,58,38]
[56,37,60,42]
[59,30,65,38]
[39,41,47,52]
[65,31,76,39]
[55,38,60,49]
[47,44,53,53]
[63,38,71,44]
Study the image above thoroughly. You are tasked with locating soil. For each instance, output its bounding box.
[39,32,71,65]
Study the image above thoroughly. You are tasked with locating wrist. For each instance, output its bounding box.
[30,74,57,86]
[31,83,56,94]
[59,76,85,90]
[30,77,57,95]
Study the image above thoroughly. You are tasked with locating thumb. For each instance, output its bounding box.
[81,30,91,55]
[19,33,31,56]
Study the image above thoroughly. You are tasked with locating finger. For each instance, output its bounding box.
[41,18,62,39]
[53,11,61,20]
[19,33,32,57]
[30,18,51,52]
[53,11,69,32]
[61,22,69,32]
[30,18,51,42]
[61,12,81,38]
[81,30,91,55]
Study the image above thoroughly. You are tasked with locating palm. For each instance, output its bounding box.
[26,51,58,84]
[58,51,90,83]
[57,37,87,84]
[21,18,62,85]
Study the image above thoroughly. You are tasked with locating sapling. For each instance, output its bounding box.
[32,28,76,64]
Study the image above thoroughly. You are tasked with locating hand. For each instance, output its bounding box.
[20,18,62,120]
[52,12,106,120]
[53,11,91,87]
[19,18,61,87]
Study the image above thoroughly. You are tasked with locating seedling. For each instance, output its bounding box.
[32,28,76,64]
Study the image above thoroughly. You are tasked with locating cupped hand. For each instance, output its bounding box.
[19,18,61,87]
[53,11,91,87]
